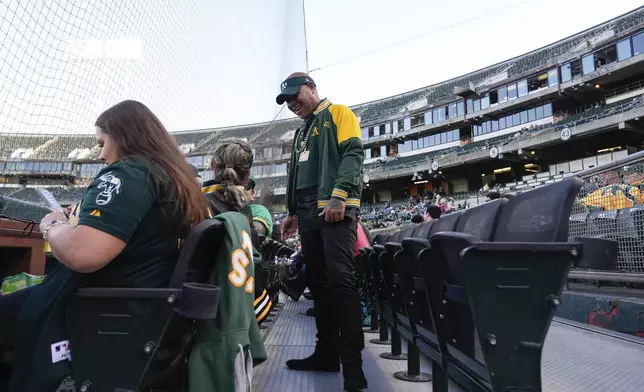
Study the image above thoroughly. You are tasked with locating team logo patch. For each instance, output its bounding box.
[96,171,122,205]
[281,82,287,90]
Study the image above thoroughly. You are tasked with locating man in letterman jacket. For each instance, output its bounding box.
[277,72,367,391]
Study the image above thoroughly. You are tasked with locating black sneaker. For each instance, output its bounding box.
[285,353,340,372]
[305,307,315,317]
[343,364,368,391]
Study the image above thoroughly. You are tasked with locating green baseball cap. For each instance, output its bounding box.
[276,75,315,105]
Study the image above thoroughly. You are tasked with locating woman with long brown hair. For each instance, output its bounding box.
[0,100,208,392]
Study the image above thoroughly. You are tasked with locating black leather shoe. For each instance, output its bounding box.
[343,364,368,391]
[285,353,340,372]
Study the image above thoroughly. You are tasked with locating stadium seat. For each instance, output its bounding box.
[426,177,584,391]
[356,177,620,392]
[64,218,225,392]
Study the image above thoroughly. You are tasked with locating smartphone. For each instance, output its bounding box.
[35,188,64,212]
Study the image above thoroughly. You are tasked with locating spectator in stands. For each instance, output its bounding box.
[245,174,274,237]
[197,137,268,390]
[0,100,209,392]
[411,214,424,224]
[424,204,441,221]
[276,72,367,390]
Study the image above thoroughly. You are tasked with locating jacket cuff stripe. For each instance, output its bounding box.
[332,188,348,200]
[346,198,361,208]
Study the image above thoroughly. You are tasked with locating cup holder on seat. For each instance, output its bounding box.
[175,283,221,320]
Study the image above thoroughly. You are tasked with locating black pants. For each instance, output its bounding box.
[298,201,364,365]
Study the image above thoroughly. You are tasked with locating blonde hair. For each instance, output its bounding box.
[209,138,254,211]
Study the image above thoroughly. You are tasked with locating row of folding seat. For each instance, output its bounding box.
[356,177,616,391]
[258,236,295,322]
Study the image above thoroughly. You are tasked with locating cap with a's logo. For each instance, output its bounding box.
[276,75,315,105]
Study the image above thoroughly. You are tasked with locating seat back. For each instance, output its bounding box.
[429,211,462,235]
[171,219,227,287]
[389,230,403,243]
[395,225,416,242]
[455,199,507,241]
[447,199,507,284]
[493,177,583,242]
[414,221,434,239]
[373,232,390,245]
[427,201,508,361]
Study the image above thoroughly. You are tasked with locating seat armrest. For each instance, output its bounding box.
[571,237,618,270]
[470,241,582,255]
[75,283,222,321]
[75,287,182,299]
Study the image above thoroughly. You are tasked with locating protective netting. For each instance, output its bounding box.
[0,0,306,219]
[571,160,644,274]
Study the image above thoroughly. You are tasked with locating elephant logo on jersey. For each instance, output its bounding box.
[96,172,122,205]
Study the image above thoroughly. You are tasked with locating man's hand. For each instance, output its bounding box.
[281,215,299,240]
[39,209,69,234]
[319,198,345,223]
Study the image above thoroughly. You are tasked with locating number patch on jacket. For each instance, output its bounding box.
[228,230,255,293]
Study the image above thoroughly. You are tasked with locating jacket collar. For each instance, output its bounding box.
[313,98,331,116]
[201,179,246,194]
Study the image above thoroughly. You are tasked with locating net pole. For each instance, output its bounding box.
[302,0,310,74]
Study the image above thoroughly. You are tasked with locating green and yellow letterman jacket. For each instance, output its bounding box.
[188,210,267,392]
[286,98,364,216]
[201,182,272,325]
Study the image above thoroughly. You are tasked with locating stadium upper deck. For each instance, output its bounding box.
[1,7,643,173]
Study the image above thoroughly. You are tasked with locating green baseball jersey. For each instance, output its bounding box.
[10,158,184,392]
[188,211,267,392]
[251,203,273,236]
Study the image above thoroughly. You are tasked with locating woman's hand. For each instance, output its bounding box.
[39,209,69,234]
